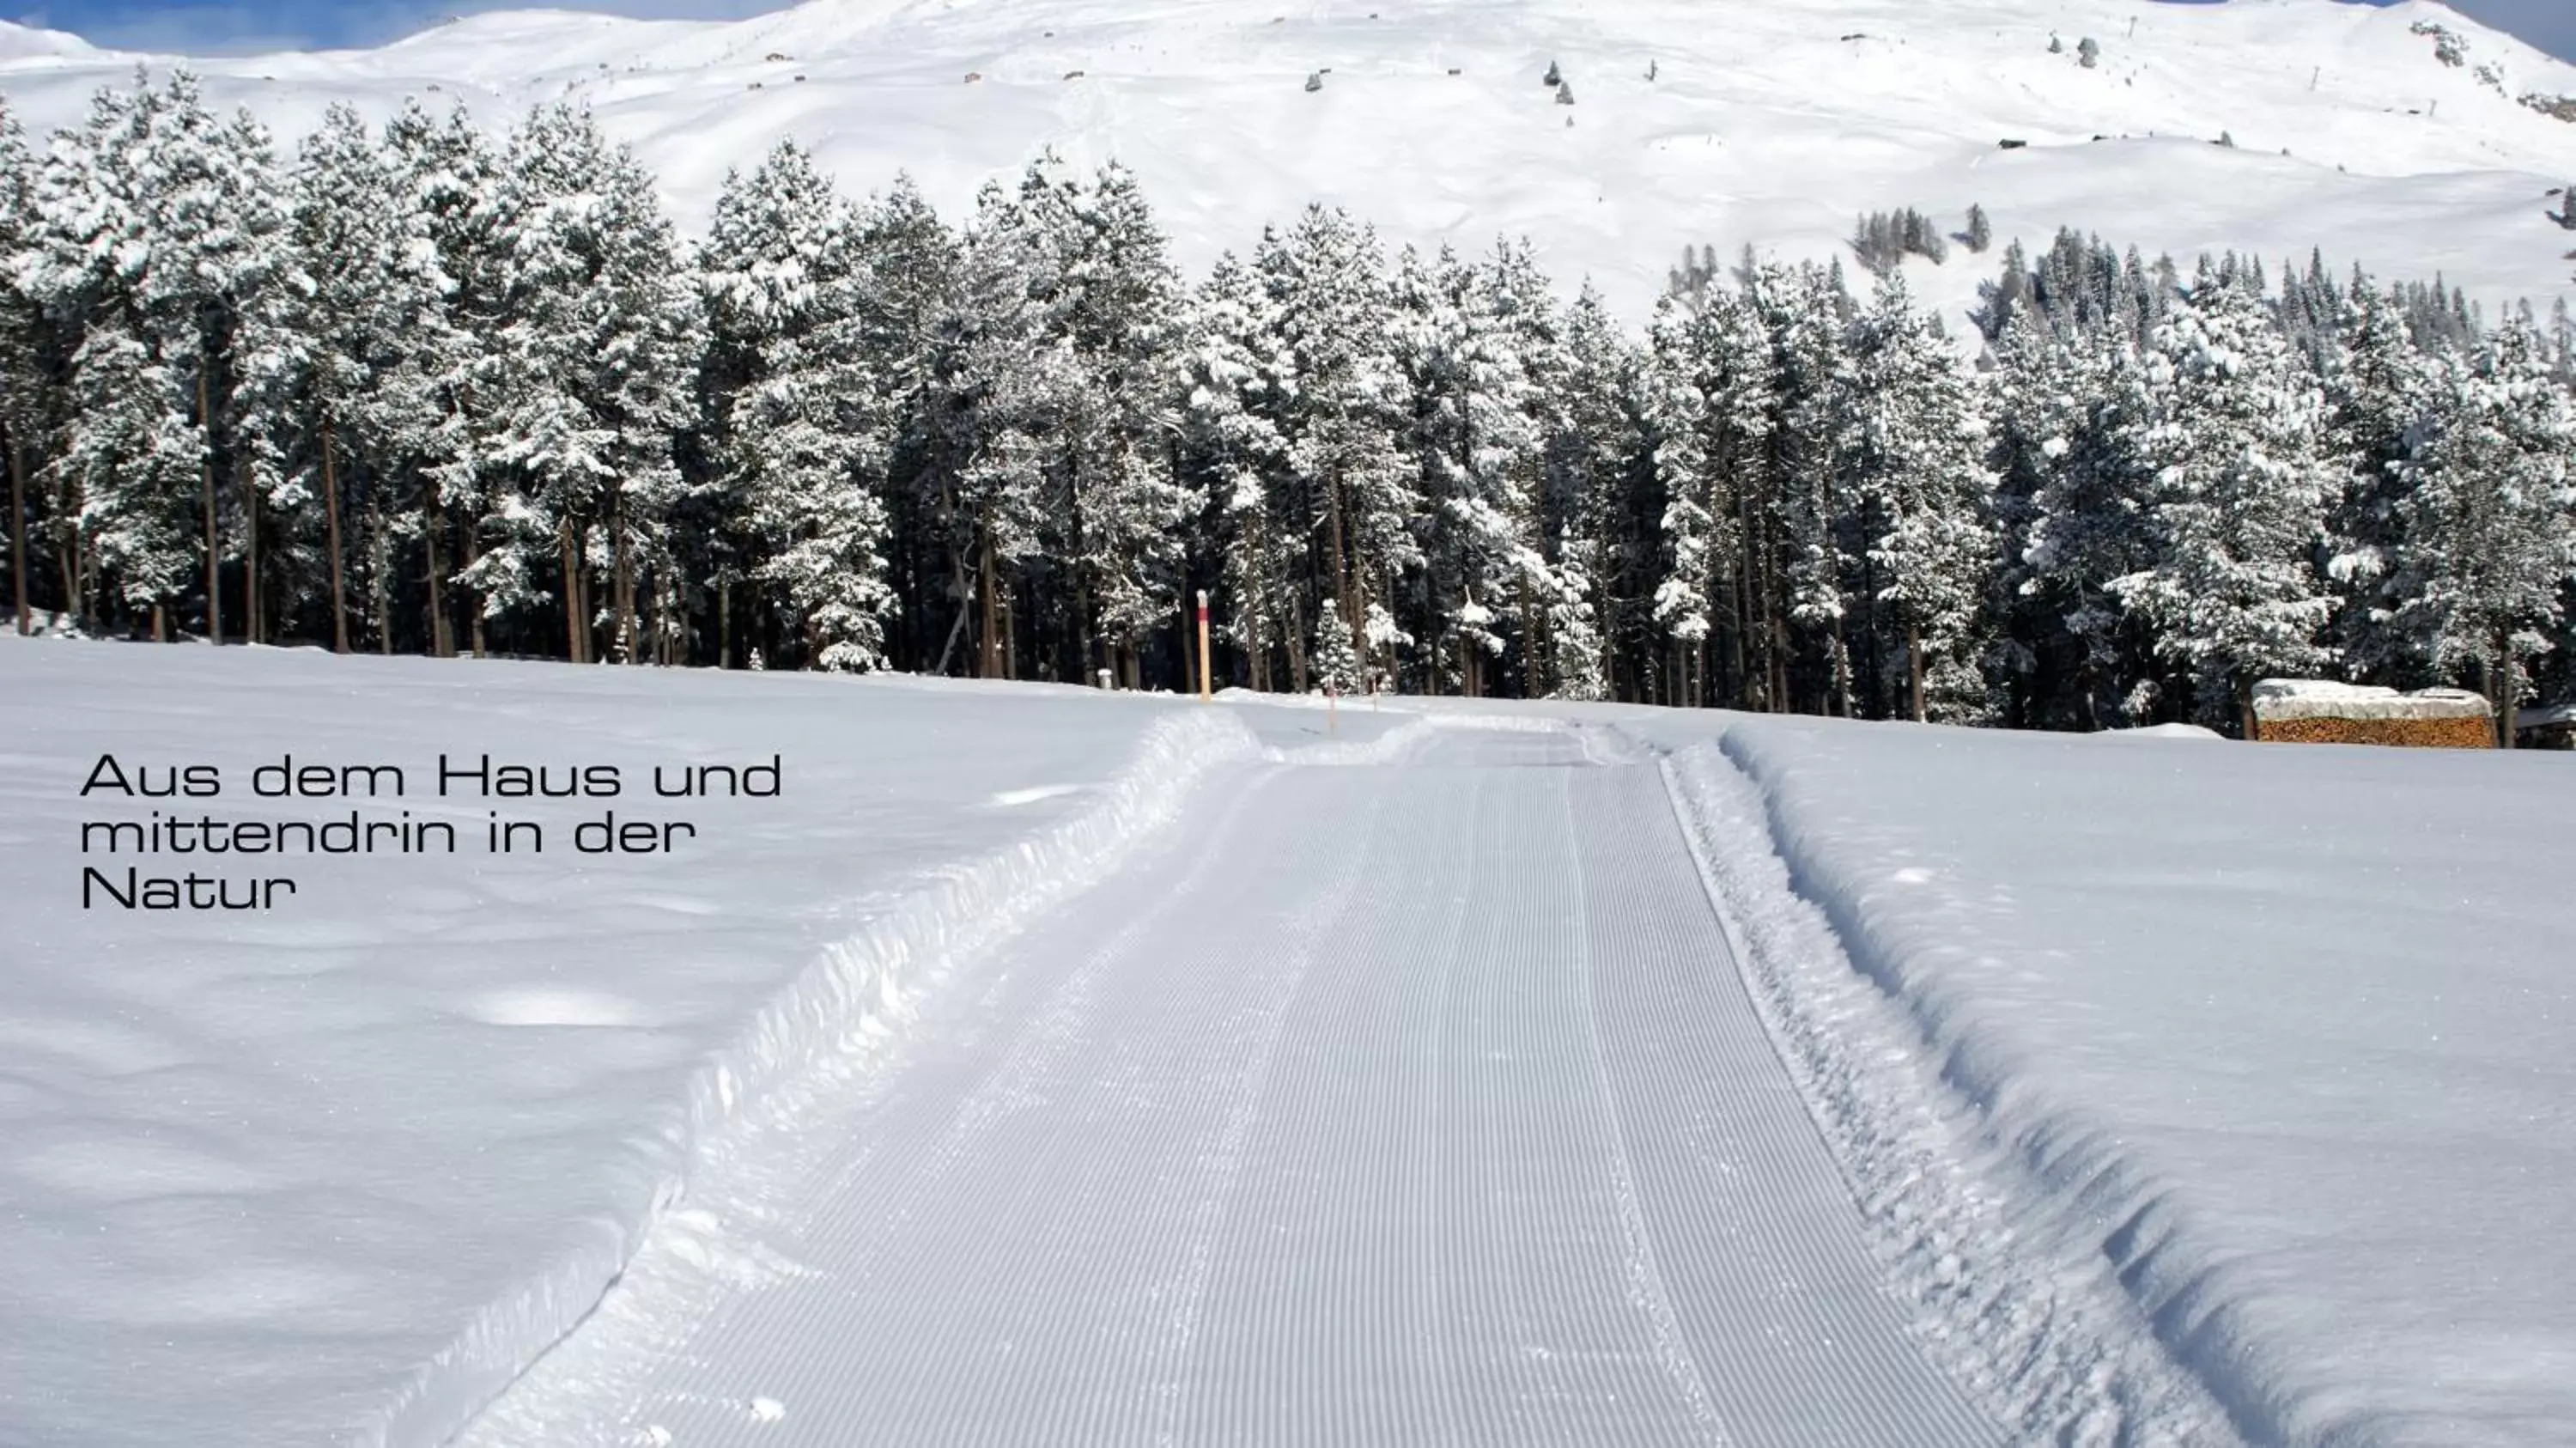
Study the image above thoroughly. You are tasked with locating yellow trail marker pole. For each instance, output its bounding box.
[1195,590,1212,703]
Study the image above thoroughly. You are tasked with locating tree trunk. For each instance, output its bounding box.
[1003,580,1018,680]
[1322,465,1352,639]
[612,487,637,664]
[424,487,452,659]
[720,576,734,669]
[57,494,82,634]
[978,519,999,678]
[1286,590,1309,695]
[70,532,90,635]
[2496,633,2518,750]
[372,508,392,656]
[152,600,167,643]
[321,417,349,654]
[1908,618,1926,723]
[200,369,221,646]
[6,429,26,636]
[464,522,487,659]
[561,519,587,663]
[245,477,260,645]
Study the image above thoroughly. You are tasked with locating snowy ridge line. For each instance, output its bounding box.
[1651,738,2244,1448]
[361,705,1267,1448]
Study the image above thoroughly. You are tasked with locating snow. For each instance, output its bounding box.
[9,636,2574,1446]
[0,636,1323,1448]
[3,0,2574,323]
[1699,711,2576,1448]
[2253,676,2494,719]
[458,719,2008,1448]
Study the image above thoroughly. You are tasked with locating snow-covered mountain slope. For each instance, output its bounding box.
[3,0,2574,320]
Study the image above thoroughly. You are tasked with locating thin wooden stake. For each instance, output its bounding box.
[1196,590,1212,703]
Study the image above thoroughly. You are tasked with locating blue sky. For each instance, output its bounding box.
[8,0,2575,62]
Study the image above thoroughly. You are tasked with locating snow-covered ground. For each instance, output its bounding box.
[5,639,2573,1447]
[0,636,1388,1448]
[1698,714,2576,1448]
[3,0,2574,322]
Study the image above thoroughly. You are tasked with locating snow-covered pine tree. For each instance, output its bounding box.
[0,94,49,636]
[1843,271,1996,721]
[2380,315,2576,743]
[940,168,1079,679]
[1051,161,1194,687]
[1756,258,1860,715]
[1543,284,1643,700]
[19,71,203,642]
[380,100,502,659]
[482,103,702,665]
[105,71,298,649]
[1643,278,1777,708]
[285,102,409,654]
[1182,248,1295,691]
[1311,593,1361,692]
[1393,241,1561,697]
[847,174,962,673]
[700,139,896,672]
[1256,205,1418,692]
[2111,260,2336,734]
[1996,316,2161,727]
[1484,239,1588,695]
[2318,271,2430,683]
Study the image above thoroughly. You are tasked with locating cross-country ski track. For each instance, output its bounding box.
[453,719,2032,1448]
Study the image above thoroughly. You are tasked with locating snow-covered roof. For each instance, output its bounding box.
[2251,678,2491,722]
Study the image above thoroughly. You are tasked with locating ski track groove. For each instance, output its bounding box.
[463,727,2010,1448]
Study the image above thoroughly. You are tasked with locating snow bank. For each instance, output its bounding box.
[1656,740,2238,1447]
[1708,712,2576,1448]
[367,704,1264,1448]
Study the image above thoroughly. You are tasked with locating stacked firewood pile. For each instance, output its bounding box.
[2251,681,2494,748]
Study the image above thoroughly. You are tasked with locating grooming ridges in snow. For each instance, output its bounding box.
[7,643,2571,1445]
[1704,713,2576,1446]
[1652,739,2240,1448]
[367,705,1267,1447]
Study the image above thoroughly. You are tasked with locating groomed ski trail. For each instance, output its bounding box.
[459,726,2002,1447]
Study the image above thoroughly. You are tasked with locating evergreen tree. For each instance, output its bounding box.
[2379,317,2576,741]
[19,72,202,641]
[701,139,896,672]
[1311,594,1361,692]
[0,94,56,636]
[2000,318,2161,726]
[2112,263,2336,733]
[481,104,703,665]
[1257,206,1416,691]
[2318,274,2428,683]
[1844,272,1995,721]
[379,99,501,659]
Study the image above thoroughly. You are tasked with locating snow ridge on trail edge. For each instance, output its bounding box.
[368,707,1266,1448]
[1653,740,2242,1448]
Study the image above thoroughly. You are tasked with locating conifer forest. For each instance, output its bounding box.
[3,71,2572,736]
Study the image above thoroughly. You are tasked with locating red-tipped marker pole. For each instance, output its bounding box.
[1195,591,1211,703]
